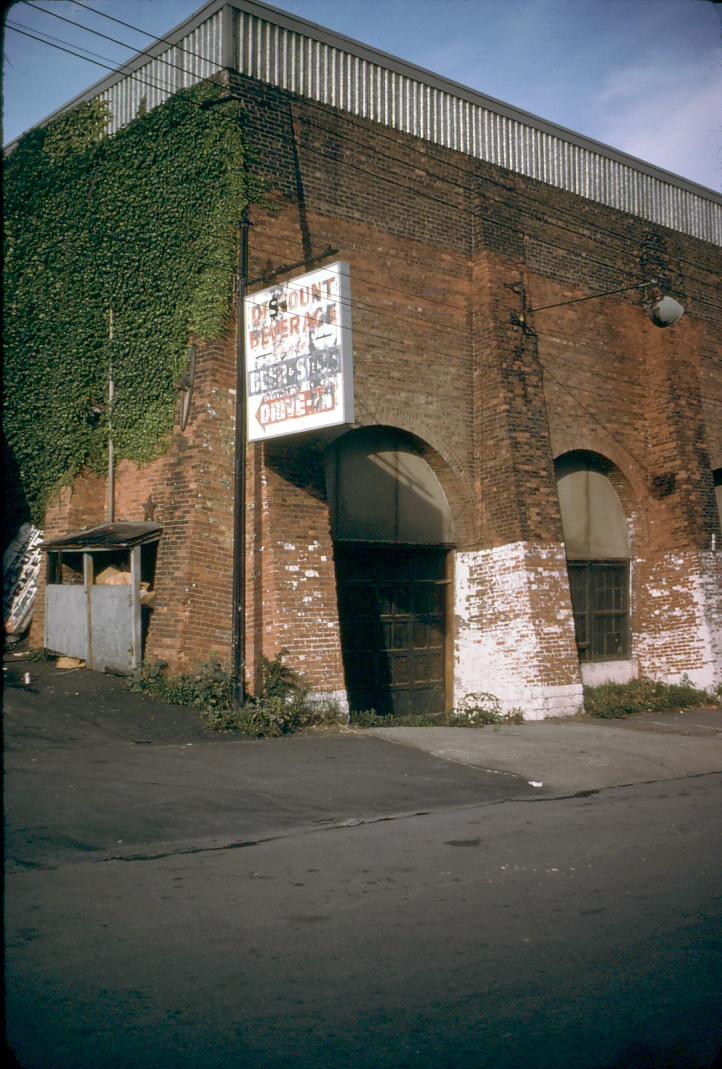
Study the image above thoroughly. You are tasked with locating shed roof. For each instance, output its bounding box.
[42,522,162,552]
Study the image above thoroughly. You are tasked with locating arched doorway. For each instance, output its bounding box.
[555,452,631,664]
[325,427,454,716]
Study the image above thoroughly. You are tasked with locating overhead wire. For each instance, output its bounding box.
[286,105,721,292]
[5,24,217,110]
[290,92,717,284]
[68,0,210,62]
[7,22,484,323]
[7,10,719,408]
[66,0,718,282]
[15,2,720,291]
[538,362,651,474]
[2,44,704,404]
[25,0,722,288]
[7,19,129,69]
[23,0,215,84]
[245,268,470,340]
[248,244,473,323]
[244,239,710,412]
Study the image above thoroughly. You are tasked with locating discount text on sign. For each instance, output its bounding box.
[245,262,354,441]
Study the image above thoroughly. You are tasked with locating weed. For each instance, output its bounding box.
[504,707,526,725]
[259,649,306,699]
[203,694,339,736]
[583,675,715,719]
[128,659,234,711]
[450,691,504,726]
[128,653,340,737]
[349,709,445,727]
[447,693,525,727]
[350,695,525,728]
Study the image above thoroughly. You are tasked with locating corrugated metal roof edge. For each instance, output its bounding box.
[42,522,163,551]
[5,0,721,212]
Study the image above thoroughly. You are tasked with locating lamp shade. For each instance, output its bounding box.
[650,296,685,327]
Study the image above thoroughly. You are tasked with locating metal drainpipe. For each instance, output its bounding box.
[107,308,115,523]
[231,207,250,704]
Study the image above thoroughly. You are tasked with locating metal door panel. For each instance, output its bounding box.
[45,586,88,660]
[91,586,134,672]
[336,544,448,716]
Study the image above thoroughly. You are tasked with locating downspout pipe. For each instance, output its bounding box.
[231,207,250,705]
[107,308,115,523]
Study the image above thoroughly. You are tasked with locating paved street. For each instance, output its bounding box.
[4,663,722,1068]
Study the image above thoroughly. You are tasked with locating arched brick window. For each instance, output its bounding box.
[555,452,630,662]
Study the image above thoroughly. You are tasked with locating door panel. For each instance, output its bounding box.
[335,545,448,716]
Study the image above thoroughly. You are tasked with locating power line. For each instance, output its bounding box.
[23,0,719,286]
[24,1,216,84]
[538,358,657,477]
[248,241,713,409]
[8,12,718,363]
[68,0,213,67]
[5,24,213,110]
[262,109,721,299]
[289,106,719,291]
[15,5,718,291]
[68,0,720,284]
[246,241,470,337]
[280,83,718,285]
[8,19,127,68]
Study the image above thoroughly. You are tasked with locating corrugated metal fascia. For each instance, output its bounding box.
[5,0,228,149]
[233,1,719,202]
[6,0,718,207]
[5,0,720,243]
[234,6,721,244]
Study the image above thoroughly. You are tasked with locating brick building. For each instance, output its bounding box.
[21,0,722,718]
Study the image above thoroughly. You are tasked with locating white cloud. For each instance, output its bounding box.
[592,60,722,190]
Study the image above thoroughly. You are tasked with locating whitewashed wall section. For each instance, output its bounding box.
[454,541,584,721]
[635,550,722,692]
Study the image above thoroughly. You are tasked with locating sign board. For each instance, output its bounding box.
[246,262,354,442]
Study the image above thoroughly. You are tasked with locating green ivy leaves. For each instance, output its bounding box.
[4,84,247,523]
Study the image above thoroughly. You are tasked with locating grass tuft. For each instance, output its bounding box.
[583,675,715,719]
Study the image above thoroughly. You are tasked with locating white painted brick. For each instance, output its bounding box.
[454,541,583,720]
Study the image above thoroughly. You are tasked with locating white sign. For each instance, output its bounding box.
[245,261,354,441]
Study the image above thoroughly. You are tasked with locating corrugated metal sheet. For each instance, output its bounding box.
[234,8,720,246]
[98,8,224,133]
[14,1,720,246]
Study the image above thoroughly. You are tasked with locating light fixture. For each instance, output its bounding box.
[648,295,685,328]
[516,279,686,329]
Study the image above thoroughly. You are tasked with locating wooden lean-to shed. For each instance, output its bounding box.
[41,522,161,673]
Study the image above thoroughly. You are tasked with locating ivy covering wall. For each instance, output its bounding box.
[4,83,248,527]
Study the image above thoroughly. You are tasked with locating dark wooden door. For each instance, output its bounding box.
[335,544,448,717]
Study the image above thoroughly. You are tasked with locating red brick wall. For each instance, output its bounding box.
[31,73,722,699]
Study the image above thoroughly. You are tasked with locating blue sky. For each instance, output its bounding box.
[3,0,721,190]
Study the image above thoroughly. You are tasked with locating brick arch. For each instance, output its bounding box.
[553,445,650,555]
[328,422,475,547]
[349,398,476,544]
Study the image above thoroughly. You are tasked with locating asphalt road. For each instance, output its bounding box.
[4,665,722,1069]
